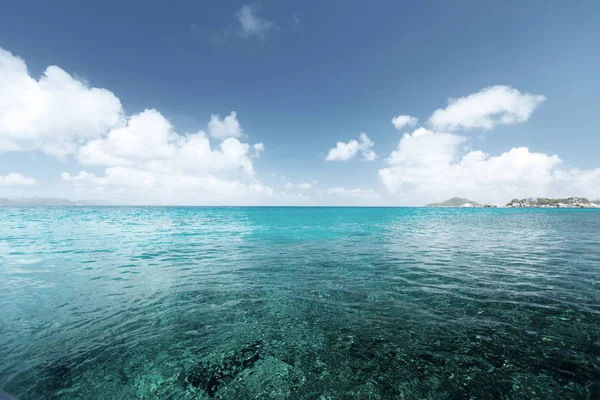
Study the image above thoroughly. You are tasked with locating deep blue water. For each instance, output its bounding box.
[0,207,599,399]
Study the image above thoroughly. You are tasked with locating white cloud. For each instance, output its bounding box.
[251,142,265,158]
[327,187,379,199]
[378,127,600,204]
[253,143,264,152]
[384,127,467,168]
[0,46,276,204]
[236,5,275,39]
[428,85,546,131]
[208,111,244,140]
[77,109,177,166]
[193,5,277,44]
[553,168,600,199]
[0,47,124,158]
[284,182,313,190]
[325,133,377,161]
[61,167,274,203]
[0,172,36,186]
[359,133,377,161]
[60,170,92,181]
[69,108,270,203]
[392,115,418,130]
[326,139,359,161]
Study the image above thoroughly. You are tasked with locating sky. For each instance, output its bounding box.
[0,0,599,205]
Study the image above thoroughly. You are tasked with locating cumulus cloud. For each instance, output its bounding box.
[0,172,36,186]
[236,5,275,39]
[392,115,418,130]
[378,127,600,204]
[428,85,546,131]
[69,108,271,203]
[77,109,177,166]
[325,133,376,161]
[0,46,275,204]
[0,47,124,158]
[326,140,359,161]
[208,111,244,140]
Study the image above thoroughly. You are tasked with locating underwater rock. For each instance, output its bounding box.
[183,341,264,397]
[31,359,74,398]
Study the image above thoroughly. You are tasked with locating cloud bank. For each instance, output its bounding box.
[379,127,599,204]
[0,46,272,204]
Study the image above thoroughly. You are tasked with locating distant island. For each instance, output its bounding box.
[0,197,104,206]
[426,197,482,207]
[506,197,600,208]
[427,197,600,208]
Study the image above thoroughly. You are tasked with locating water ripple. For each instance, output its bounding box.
[1,207,599,399]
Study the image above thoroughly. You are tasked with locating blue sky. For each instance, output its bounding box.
[0,0,599,205]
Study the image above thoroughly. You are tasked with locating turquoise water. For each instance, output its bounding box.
[1,207,599,399]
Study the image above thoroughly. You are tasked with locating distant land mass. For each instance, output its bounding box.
[426,197,482,207]
[506,197,600,208]
[0,197,105,206]
[427,197,600,208]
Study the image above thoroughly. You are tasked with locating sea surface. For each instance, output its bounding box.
[0,207,599,399]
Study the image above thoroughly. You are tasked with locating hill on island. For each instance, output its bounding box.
[426,197,481,207]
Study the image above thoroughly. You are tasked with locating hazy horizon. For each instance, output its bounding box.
[1,195,599,208]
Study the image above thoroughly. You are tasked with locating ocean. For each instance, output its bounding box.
[0,207,599,399]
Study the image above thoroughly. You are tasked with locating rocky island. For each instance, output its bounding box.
[427,197,600,208]
[506,197,600,208]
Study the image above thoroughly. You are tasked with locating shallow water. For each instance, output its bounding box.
[1,207,599,399]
